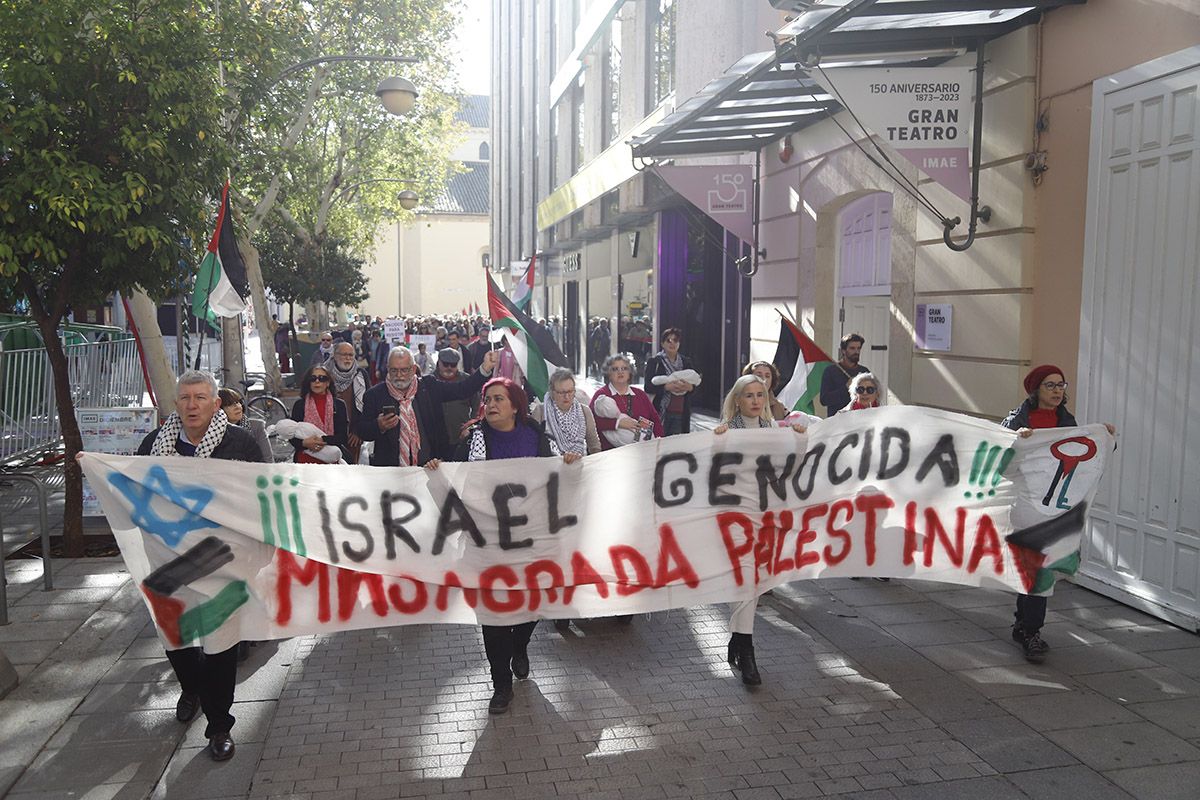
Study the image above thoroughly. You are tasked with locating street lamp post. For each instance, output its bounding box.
[234,54,423,392]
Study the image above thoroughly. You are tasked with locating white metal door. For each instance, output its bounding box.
[1076,47,1200,630]
[841,295,891,399]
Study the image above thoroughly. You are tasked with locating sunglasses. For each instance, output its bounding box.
[855,386,877,395]
[310,375,331,383]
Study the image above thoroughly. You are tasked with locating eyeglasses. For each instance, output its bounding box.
[855,386,877,395]
[552,388,576,397]
[1040,381,1069,390]
[321,338,333,343]
[609,366,630,373]
[310,375,331,383]
[388,366,415,375]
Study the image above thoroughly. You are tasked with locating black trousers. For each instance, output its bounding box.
[481,621,537,691]
[166,645,238,737]
[1014,594,1047,634]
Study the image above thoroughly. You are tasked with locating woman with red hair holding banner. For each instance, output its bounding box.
[426,377,579,715]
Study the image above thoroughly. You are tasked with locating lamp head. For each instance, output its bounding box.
[375,76,418,116]
[397,189,419,210]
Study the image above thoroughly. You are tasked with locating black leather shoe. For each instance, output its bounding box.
[727,639,738,668]
[738,645,762,686]
[208,732,235,761]
[488,688,513,715]
[511,652,530,680]
[175,692,200,724]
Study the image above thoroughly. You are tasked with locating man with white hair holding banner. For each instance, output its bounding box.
[133,369,264,762]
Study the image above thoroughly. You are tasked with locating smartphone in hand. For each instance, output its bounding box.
[382,405,398,416]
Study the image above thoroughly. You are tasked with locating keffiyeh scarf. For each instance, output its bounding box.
[325,357,366,412]
[385,378,422,466]
[542,392,588,455]
[150,409,229,458]
[303,391,334,435]
[727,413,774,430]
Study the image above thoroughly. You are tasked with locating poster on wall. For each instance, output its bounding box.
[915,303,953,351]
[813,67,973,202]
[77,407,158,516]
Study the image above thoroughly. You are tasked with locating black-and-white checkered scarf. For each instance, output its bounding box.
[542,392,588,455]
[150,409,229,458]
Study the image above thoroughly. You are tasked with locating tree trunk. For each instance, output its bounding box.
[32,313,85,556]
[220,316,244,387]
[126,288,177,412]
[239,236,283,393]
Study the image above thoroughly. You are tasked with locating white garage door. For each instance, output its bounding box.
[1077,46,1200,631]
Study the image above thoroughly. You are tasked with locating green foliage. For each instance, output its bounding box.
[238,0,466,254]
[257,226,368,310]
[0,0,239,309]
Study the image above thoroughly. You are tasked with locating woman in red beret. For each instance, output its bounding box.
[1001,365,1115,662]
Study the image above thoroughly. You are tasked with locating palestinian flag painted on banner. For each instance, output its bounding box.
[510,253,535,312]
[191,181,248,329]
[774,316,835,416]
[486,270,567,397]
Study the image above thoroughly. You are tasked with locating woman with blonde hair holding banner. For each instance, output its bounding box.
[714,375,811,686]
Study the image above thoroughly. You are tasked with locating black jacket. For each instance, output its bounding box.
[452,419,557,462]
[819,362,870,417]
[289,395,350,462]
[356,369,490,465]
[1001,398,1078,430]
[136,424,266,463]
[643,352,696,432]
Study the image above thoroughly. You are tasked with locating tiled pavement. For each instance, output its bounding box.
[1,557,1198,800]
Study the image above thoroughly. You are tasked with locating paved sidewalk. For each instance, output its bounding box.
[1,556,1198,800]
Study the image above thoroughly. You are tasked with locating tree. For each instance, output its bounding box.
[232,0,463,373]
[0,0,238,555]
[257,226,367,339]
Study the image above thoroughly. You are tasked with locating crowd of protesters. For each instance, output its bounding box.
[117,318,1115,760]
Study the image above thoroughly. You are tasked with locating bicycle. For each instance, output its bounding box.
[215,369,293,462]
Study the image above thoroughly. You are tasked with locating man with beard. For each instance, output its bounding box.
[818,333,870,417]
[357,345,497,465]
[134,370,264,762]
[326,341,367,463]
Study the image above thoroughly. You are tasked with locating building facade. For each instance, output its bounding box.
[491,2,1200,625]
[362,95,492,318]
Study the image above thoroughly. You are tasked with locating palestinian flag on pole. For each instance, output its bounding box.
[487,270,567,397]
[191,181,248,330]
[774,316,835,416]
[510,253,535,312]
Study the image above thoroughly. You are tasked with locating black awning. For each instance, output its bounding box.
[630,0,1085,160]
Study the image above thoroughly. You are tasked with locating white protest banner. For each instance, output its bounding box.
[80,407,1112,654]
[382,319,406,345]
[814,67,973,201]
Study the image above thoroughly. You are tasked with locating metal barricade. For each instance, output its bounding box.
[0,337,145,462]
[0,473,53,626]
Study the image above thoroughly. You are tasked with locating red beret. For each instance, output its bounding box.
[1024,364,1064,395]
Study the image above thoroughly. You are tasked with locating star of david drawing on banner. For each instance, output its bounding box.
[108,465,221,547]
